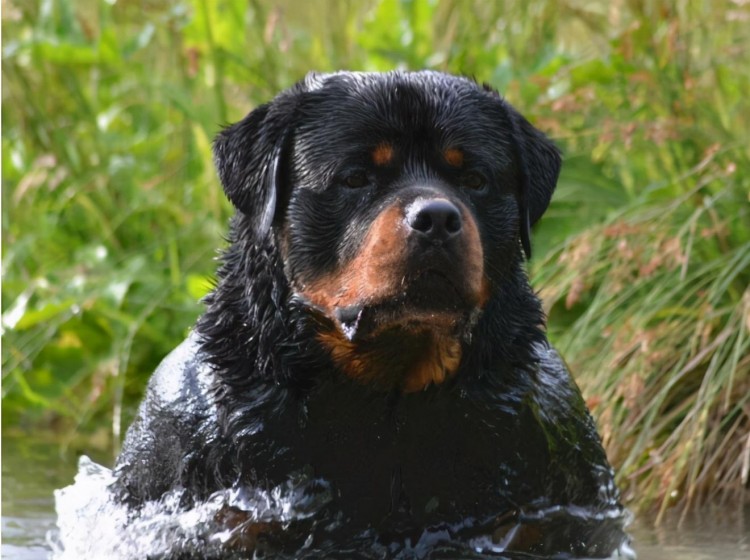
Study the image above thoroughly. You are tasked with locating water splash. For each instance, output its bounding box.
[49,456,333,559]
[50,456,635,559]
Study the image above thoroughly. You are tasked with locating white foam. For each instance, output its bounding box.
[49,457,332,559]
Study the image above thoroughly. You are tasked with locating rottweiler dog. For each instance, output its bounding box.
[114,71,628,558]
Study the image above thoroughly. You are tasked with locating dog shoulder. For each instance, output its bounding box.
[530,343,616,497]
[113,333,217,503]
[143,332,215,411]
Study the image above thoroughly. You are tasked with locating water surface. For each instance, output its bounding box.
[2,435,747,559]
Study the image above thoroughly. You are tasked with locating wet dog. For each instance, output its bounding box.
[113,71,628,558]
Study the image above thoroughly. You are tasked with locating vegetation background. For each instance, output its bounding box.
[3,0,749,521]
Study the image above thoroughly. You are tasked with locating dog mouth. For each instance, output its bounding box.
[290,192,489,344]
[404,268,467,307]
[324,269,478,342]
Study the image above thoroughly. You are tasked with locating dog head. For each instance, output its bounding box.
[213,71,560,391]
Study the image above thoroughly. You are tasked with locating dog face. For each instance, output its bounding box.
[213,71,560,391]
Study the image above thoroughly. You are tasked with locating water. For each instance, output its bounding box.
[2,435,748,559]
[1,437,78,559]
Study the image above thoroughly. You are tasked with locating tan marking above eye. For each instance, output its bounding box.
[443,148,464,167]
[372,143,394,166]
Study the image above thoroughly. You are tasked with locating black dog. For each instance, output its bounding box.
[113,71,628,558]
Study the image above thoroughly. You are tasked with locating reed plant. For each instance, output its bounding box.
[3,0,748,515]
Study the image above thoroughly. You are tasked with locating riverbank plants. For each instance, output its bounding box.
[3,0,748,517]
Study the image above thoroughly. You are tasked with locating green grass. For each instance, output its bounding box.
[3,0,749,516]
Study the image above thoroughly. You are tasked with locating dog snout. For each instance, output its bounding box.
[405,199,463,243]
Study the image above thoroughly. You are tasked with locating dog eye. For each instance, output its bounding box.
[343,171,370,189]
[461,171,486,190]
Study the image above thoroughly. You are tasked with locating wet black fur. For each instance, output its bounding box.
[113,71,627,558]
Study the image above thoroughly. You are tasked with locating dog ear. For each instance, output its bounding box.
[502,101,562,259]
[213,94,298,238]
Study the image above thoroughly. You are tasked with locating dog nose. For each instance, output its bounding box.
[406,199,463,242]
